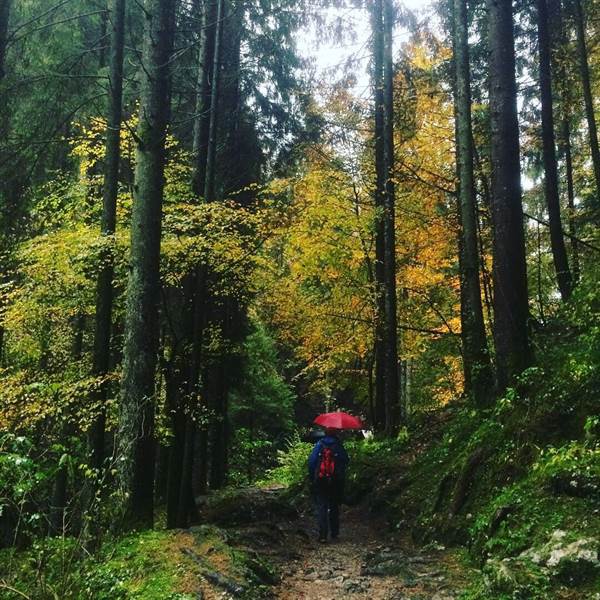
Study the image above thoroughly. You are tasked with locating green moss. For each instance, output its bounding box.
[83,530,200,599]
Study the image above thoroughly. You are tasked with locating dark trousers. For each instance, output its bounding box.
[314,481,343,539]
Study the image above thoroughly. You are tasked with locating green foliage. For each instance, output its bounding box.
[0,435,51,538]
[265,433,408,503]
[228,321,295,485]
[0,530,204,599]
[265,433,312,488]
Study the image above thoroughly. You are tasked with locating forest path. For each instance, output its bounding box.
[270,505,470,600]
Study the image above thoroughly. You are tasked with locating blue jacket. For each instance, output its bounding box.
[308,435,349,481]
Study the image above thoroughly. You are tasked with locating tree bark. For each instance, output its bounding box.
[382,0,399,434]
[551,0,580,283]
[117,0,175,530]
[487,0,531,392]
[191,0,215,196]
[203,0,224,202]
[372,0,386,433]
[89,0,126,475]
[209,357,229,489]
[561,115,580,281]
[536,0,572,300]
[0,0,11,82]
[572,0,600,211]
[452,0,494,406]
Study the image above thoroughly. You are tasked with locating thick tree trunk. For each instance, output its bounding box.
[573,0,600,211]
[487,0,531,392]
[382,0,399,434]
[536,0,572,300]
[117,0,175,530]
[0,0,11,82]
[89,0,126,475]
[452,0,493,405]
[372,0,386,433]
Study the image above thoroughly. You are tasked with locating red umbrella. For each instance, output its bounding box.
[313,411,363,430]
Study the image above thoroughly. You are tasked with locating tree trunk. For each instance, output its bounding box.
[191,0,215,196]
[0,0,11,82]
[572,0,600,211]
[487,0,531,392]
[89,0,126,475]
[371,0,386,433]
[561,115,580,282]
[50,314,85,536]
[536,0,573,300]
[117,0,175,530]
[452,0,494,406]
[203,0,224,202]
[209,359,229,489]
[551,0,580,283]
[164,337,187,528]
[382,0,399,434]
[176,419,198,526]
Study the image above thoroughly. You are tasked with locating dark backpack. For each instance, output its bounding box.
[315,444,338,484]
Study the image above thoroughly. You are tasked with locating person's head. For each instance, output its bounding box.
[325,427,339,437]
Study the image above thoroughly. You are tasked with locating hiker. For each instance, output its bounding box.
[308,427,349,543]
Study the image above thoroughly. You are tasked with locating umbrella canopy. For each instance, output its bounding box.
[313,411,363,430]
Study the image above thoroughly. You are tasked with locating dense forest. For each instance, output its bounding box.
[1,0,600,597]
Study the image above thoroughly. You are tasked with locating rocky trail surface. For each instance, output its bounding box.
[195,485,473,599]
[268,505,471,600]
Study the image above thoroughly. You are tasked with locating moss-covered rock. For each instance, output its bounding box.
[521,529,600,585]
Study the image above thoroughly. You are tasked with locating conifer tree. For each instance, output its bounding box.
[452,0,493,405]
[117,0,175,529]
[487,0,531,391]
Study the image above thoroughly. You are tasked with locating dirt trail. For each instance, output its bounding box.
[271,506,469,600]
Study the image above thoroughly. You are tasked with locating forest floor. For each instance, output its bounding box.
[190,482,474,599]
[269,504,471,600]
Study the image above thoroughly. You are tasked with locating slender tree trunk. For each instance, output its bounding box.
[452,0,494,405]
[191,0,215,196]
[562,115,580,281]
[164,287,190,529]
[487,0,531,392]
[367,358,375,427]
[50,314,85,536]
[382,0,399,434]
[0,0,11,308]
[203,0,224,202]
[209,358,229,489]
[572,0,600,209]
[176,419,198,526]
[372,0,386,433]
[536,0,572,300]
[99,5,108,68]
[117,0,175,530]
[0,0,11,82]
[195,426,209,495]
[89,0,126,475]
[551,0,580,283]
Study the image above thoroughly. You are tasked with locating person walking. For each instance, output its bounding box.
[308,427,349,543]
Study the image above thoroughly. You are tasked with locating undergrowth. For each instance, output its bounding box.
[394,272,600,599]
